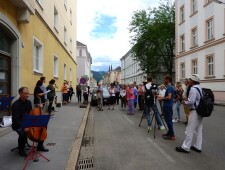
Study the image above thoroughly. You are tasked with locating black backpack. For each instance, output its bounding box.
[145,84,156,106]
[194,87,214,117]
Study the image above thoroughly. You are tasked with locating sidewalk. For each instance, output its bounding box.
[214,101,225,106]
[0,99,87,170]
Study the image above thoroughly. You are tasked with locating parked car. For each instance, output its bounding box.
[102,87,110,106]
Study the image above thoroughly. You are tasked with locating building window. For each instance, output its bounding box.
[70,39,72,53]
[70,9,72,25]
[64,64,67,80]
[192,60,198,74]
[205,0,212,5]
[54,6,58,31]
[64,0,67,10]
[192,27,198,47]
[79,50,82,56]
[180,6,185,23]
[33,37,43,73]
[206,55,214,76]
[180,63,185,79]
[53,55,58,77]
[191,0,197,14]
[206,18,214,40]
[64,27,67,45]
[70,68,72,81]
[180,34,185,52]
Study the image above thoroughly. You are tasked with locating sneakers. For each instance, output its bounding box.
[191,146,202,153]
[148,126,152,132]
[163,134,176,140]
[176,147,189,153]
[160,126,165,130]
[172,118,178,123]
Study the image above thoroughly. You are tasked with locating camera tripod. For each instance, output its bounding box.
[139,104,168,138]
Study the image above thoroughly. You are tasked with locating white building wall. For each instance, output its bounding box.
[121,51,146,85]
[176,0,225,102]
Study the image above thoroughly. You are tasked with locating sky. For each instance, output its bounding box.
[77,0,160,71]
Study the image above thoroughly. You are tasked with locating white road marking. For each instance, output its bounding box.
[123,115,135,125]
[147,137,176,163]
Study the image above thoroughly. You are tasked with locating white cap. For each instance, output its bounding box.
[189,74,200,82]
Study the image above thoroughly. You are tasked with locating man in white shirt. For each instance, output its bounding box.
[176,74,203,153]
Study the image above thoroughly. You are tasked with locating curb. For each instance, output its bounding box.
[65,104,91,170]
[0,127,12,137]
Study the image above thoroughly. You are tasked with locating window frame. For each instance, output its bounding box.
[180,62,185,79]
[54,6,59,32]
[33,36,43,74]
[64,63,67,80]
[36,0,44,9]
[64,0,67,11]
[69,68,72,81]
[191,27,198,47]
[180,34,185,52]
[206,54,215,77]
[191,59,198,75]
[206,17,214,41]
[70,9,72,25]
[53,55,59,78]
[64,27,67,46]
[180,5,185,24]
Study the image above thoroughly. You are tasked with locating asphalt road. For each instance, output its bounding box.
[91,104,225,170]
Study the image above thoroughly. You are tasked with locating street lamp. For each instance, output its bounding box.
[212,0,225,4]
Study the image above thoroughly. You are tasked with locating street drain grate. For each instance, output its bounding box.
[46,143,56,146]
[77,158,94,170]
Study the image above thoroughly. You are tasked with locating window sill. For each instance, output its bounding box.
[204,1,213,8]
[33,70,43,76]
[204,38,215,44]
[54,27,59,33]
[179,20,185,26]
[190,45,198,49]
[189,11,198,18]
[204,76,216,79]
[179,50,186,54]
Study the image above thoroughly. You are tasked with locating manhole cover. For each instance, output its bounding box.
[77,158,94,170]
[46,143,56,146]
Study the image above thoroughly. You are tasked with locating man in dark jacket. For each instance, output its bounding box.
[12,87,49,157]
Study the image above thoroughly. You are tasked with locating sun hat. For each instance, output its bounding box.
[189,74,200,82]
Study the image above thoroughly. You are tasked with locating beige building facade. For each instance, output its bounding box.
[175,0,225,102]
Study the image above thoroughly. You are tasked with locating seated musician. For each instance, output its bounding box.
[12,87,49,157]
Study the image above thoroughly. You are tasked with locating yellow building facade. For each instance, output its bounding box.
[0,0,77,117]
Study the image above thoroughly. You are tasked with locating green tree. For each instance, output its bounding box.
[129,0,175,77]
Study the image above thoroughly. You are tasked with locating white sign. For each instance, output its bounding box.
[0,72,5,80]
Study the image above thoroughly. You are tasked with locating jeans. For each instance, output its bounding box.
[145,104,163,127]
[128,99,134,114]
[48,96,54,114]
[116,92,120,105]
[163,106,174,136]
[121,96,126,108]
[174,100,182,119]
[77,92,82,102]
[63,93,68,102]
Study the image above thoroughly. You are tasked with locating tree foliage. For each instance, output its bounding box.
[129,0,175,77]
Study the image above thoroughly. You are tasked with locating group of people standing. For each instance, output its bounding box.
[61,81,74,104]
[97,74,204,154]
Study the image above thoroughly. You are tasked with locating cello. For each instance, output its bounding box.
[26,107,47,142]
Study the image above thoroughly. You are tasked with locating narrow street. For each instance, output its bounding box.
[79,105,225,170]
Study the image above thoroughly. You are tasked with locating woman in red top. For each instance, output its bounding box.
[126,83,135,115]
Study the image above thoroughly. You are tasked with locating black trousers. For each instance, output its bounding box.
[48,96,54,114]
[16,129,44,150]
[138,95,143,110]
[77,93,82,102]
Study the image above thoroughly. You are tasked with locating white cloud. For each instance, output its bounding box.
[77,0,159,71]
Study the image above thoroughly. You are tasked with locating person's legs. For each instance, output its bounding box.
[182,111,199,151]
[37,141,49,152]
[48,97,54,114]
[130,99,134,113]
[194,115,203,150]
[177,101,181,120]
[163,106,174,136]
[151,104,163,127]
[16,130,27,151]
[145,105,152,126]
